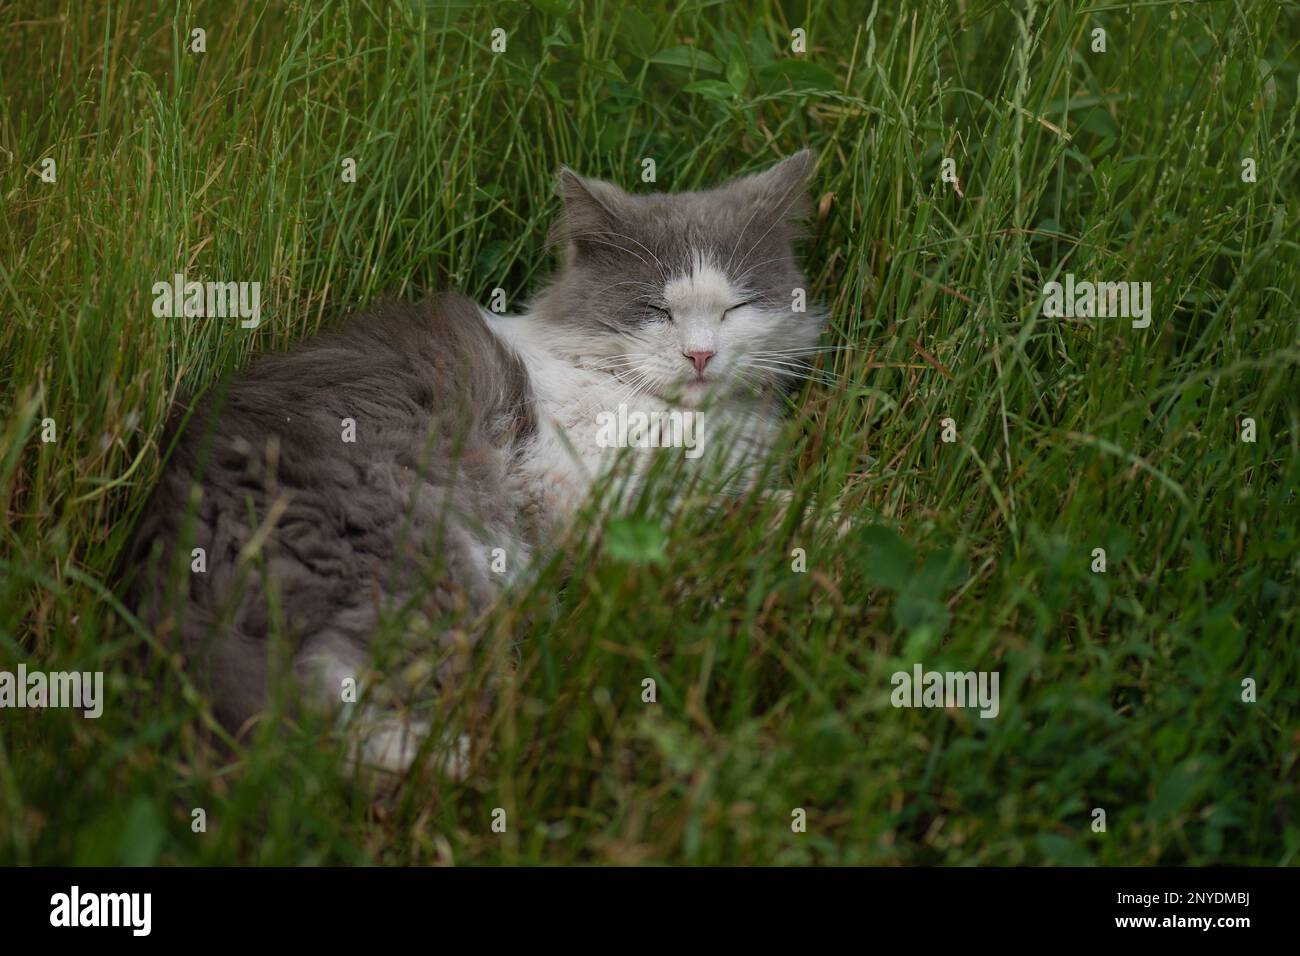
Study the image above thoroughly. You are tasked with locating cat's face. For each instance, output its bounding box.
[539,151,823,406]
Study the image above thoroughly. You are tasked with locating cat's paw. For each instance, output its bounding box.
[355,717,429,777]
[352,719,470,782]
[438,732,472,781]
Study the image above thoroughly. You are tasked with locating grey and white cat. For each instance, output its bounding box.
[127,150,823,778]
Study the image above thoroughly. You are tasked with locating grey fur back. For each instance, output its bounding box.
[127,293,535,732]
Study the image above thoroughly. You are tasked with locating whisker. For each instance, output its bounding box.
[730,254,797,291]
[549,230,671,282]
[731,168,812,279]
[748,345,859,357]
[744,358,846,387]
[594,230,671,282]
[550,234,651,268]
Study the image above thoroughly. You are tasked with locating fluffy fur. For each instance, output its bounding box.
[126,151,824,778]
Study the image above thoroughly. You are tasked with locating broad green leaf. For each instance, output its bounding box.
[756,60,839,93]
[651,45,724,75]
[858,525,913,590]
[605,518,668,565]
[683,80,737,101]
[726,54,749,93]
[531,0,575,16]
[616,7,658,58]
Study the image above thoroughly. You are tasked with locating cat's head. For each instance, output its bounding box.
[537,151,823,406]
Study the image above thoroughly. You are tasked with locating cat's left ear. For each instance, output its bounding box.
[729,149,817,222]
[550,168,633,252]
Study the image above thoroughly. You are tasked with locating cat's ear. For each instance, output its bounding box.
[728,149,817,223]
[550,169,632,253]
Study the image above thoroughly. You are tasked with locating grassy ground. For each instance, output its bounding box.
[1,0,1298,865]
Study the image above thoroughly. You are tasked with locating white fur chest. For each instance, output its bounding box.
[484,311,779,532]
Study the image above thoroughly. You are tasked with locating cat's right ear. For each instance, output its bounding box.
[550,169,631,254]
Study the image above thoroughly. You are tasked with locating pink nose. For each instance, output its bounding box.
[683,350,715,375]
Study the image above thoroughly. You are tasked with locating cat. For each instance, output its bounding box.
[126,150,824,780]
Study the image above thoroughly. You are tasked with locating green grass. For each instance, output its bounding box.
[2,0,1298,865]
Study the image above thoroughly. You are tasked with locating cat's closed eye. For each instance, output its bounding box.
[722,299,759,320]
